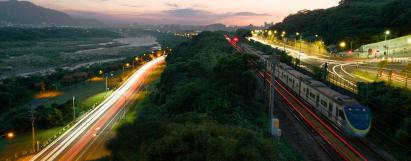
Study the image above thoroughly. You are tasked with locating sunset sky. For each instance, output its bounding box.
[27,0,341,25]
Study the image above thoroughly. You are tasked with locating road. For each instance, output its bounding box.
[248,37,411,91]
[29,56,165,161]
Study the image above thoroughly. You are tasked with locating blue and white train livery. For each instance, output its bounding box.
[273,63,372,137]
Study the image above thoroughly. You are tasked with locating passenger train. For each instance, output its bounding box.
[258,54,372,137]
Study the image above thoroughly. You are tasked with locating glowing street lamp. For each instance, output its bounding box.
[385,30,390,36]
[268,30,272,36]
[99,70,103,75]
[340,41,347,49]
[384,30,390,55]
[7,132,14,138]
[1,132,14,139]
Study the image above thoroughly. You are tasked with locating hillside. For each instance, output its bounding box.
[0,0,102,26]
[106,32,301,161]
[270,0,411,48]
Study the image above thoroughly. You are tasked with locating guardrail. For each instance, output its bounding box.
[5,96,109,161]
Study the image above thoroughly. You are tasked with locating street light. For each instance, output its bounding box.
[281,32,286,51]
[1,132,14,139]
[385,30,390,36]
[385,30,390,56]
[340,41,346,49]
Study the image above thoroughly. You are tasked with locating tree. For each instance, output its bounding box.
[401,63,411,88]
[108,115,278,161]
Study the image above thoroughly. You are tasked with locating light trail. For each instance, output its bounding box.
[30,56,165,161]
[249,37,359,89]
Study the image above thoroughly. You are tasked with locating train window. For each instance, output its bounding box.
[309,92,315,99]
[328,105,332,117]
[338,109,345,120]
[320,100,327,107]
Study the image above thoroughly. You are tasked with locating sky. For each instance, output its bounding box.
[27,0,341,26]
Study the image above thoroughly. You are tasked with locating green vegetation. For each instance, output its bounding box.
[270,0,411,49]
[0,126,63,161]
[357,82,411,160]
[245,38,411,160]
[0,55,143,132]
[107,32,300,161]
[247,39,294,66]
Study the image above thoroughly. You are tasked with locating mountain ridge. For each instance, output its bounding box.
[0,0,102,27]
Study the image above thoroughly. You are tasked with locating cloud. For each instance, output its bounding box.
[152,8,271,25]
[230,12,271,17]
[164,8,211,17]
[67,7,272,25]
[164,8,270,18]
[166,3,178,8]
[121,4,145,8]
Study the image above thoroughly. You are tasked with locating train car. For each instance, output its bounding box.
[273,62,372,137]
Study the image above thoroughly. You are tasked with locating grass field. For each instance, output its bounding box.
[353,69,409,88]
[0,126,63,161]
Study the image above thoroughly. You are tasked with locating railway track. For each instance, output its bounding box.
[260,71,366,161]
[225,35,393,161]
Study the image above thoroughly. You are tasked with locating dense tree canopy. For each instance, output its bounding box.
[271,0,411,47]
[107,31,301,161]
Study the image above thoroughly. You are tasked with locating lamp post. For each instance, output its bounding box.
[281,31,286,51]
[295,32,299,48]
[384,30,390,56]
[296,32,302,66]
[339,41,346,57]
[1,132,14,139]
[73,96,76,121]
[340,41,346,50]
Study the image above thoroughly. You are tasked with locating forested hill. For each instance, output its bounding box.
[0,0,102,26]
[106,31,301,161]
[271,0,411,47]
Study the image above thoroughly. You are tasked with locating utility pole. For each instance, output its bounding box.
[105,76,108,92]
[350,41,353,52]
[72,96,76,121]
[30,106,36,152]
[270,55,280,138]
[323,62,328,83]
